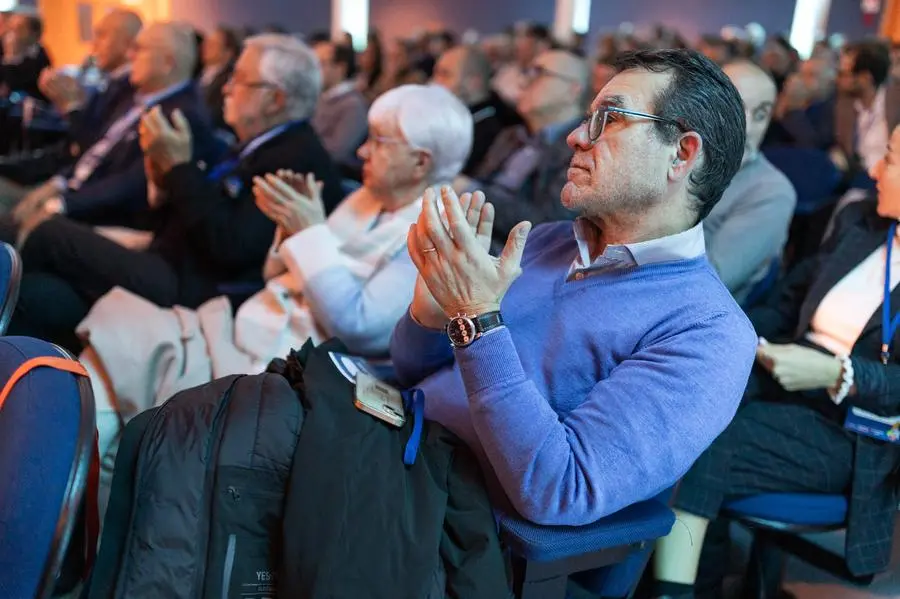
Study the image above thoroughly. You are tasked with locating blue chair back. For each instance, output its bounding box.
[0,242,22,335]
[0,337,96,599]
[762,147,841,216]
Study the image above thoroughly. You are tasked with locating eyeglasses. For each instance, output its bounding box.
[226,74,280,91]
[586,106,684,143]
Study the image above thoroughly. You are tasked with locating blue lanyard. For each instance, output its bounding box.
[882,222,900,364]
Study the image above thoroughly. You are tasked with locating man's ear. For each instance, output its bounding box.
[670,132,703,180]
[413,150,434,181]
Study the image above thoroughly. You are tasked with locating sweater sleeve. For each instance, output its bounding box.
[278,224,418,356]
[453,312,758,526]
[390,311,455,388]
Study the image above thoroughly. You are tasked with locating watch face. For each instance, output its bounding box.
[447,315,477,347]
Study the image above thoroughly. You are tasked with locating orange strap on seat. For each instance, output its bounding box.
[0,356,89,412]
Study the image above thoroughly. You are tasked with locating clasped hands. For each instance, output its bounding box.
[252,170,327,237]
[139,106,193,179]
[756,341,843,393]
[407,186,531,330]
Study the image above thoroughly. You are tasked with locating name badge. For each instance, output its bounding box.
[844,407,900,444]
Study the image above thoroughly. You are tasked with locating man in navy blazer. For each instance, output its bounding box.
[6,21,224,228]
[38,9,144,158]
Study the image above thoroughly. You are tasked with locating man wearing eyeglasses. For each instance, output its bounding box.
[6,33,343,351]
[455,49,587,252]
[391,49,757,566]
[702,60,796,306]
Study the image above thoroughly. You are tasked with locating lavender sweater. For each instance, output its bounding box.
[390,222,758,525]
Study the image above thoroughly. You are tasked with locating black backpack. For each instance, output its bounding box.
[86,371,303,599]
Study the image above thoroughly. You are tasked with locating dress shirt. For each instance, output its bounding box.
[568,217,707,280]
[856,87,890,172]
[807,230,900,357]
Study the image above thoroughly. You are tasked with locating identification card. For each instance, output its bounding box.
[354,372,406,428]
[844,407,900,444]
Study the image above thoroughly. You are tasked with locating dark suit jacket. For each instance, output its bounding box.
[201,63,233,132]
[0,44,51,101]
[67,73,135,154]
[834,81,900,172]
[474,120,578,252]
[750,199,900,576]
[767,96,837,150]
[462,95,505,177]
[150,120,344,308]
[59,82,225,227]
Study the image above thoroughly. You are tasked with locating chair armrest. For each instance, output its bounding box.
[499,499,675,563]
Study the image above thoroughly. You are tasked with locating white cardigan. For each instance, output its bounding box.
[232,187,423,369]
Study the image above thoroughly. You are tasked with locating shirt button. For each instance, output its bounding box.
[574,272,584,281]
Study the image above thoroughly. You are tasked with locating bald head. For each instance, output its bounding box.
[518,50,589,127]
[92,9,142,72]
[724,60,776,159]
[432,45,492,105]
[130,22,197,93]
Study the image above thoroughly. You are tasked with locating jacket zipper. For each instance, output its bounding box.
[191,376,243,597]
[112,401,173,598]
[221,533,237,599]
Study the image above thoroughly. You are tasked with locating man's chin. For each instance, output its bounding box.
[560,182,579,210]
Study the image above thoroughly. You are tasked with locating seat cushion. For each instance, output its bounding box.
[724,493,848,527]
[499,498,675,562]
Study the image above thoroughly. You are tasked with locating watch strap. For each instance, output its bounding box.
[473,311,503,335]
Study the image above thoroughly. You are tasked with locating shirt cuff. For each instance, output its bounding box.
[52,175,67,192]
[279,223,342,283]
[454,326,527,396]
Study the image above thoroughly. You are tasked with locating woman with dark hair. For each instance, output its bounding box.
[650,126,900,598]
[200,25,241,131]
[356,30,383,100]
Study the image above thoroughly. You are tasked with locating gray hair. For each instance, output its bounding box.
[369,84,473,183]
[244,34,322,120]
[154,22,198,81]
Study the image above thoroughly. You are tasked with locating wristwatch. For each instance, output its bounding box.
[446,311,504,348]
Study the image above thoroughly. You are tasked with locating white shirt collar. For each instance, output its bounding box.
[571,218,706,274]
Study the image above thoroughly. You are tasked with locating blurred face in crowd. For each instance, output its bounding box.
[837,50,866,96]
[870,126,900,219]
[357,120,431,208]
[432,47,485,105]
[222,45,286,141]
[387,40,412,73]
[202,29,234,69]
[6,15,33,54]
[92,12,136,73]
[514,32,544,67]
[724,62,775,164]
[563,69,695,220]
[794,58,836,101]
[314,41,345,90]
[518,51,583,125]
[698,40,730,65]
[128,25,175,92]
[760,40,792,76]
